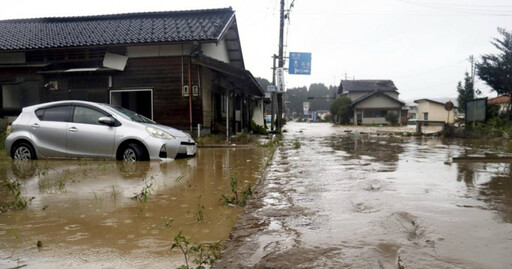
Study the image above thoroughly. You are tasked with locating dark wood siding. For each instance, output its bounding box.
[113,57,202,129]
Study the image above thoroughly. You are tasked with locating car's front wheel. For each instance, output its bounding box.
[122,143,143,162]
[12,142,36,160]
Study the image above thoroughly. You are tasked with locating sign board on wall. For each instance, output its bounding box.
[289,52,311,75]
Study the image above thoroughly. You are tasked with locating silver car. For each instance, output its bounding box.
[5,100,197,161]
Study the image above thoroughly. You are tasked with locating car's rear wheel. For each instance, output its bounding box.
[12,142,36,160]
[122,143,143,162]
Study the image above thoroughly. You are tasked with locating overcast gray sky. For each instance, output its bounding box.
[1,0,511,102]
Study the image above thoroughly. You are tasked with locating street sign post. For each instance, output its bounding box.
[289,52,311,75]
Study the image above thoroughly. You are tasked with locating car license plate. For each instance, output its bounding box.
[186,145,196,155]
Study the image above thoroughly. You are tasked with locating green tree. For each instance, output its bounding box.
[329,96,352,124]
[255,77,271,92]
[456,72,475,114]
[477,28,512,96]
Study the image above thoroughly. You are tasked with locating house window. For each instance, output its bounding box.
[2,82,40,110]
[424,112,429,120]
[365,109,388,118]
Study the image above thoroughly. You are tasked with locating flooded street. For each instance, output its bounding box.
[0,147,273,268]
[216,122,512,269]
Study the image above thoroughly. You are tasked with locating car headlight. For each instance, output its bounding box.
[146,126,175,140]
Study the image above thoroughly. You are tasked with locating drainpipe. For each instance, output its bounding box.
[226,92,230,142]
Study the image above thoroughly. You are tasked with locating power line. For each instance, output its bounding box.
[397,0,512,16]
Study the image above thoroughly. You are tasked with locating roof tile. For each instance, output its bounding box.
[0,8,233,50]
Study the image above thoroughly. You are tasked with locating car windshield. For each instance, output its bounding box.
[102,104,155,124]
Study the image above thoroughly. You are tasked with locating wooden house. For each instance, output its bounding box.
[337,80,405,125]
[0,8,264,135]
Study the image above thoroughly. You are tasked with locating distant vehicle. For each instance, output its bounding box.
[5,100,196,161]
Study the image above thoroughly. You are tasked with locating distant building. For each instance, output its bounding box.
[488,94,510,115]
[414,99,456,123]
[337,80,405,125]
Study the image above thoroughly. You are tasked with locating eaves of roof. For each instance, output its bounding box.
[351,91,405,107]
[414,98,446,106]
[191,55,263,97]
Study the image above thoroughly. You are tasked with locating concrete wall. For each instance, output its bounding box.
[361,116,387,125]
[202,40,230,63]
[416,101,454,123]
[251,99,265,126]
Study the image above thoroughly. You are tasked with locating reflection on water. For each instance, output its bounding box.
[0,147,272,268]
[456,161,512,223]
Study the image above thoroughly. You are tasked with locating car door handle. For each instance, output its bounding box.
[68,127,78,133]
[31,123,40,129]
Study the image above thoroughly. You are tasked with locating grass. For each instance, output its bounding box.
[219,170,253,207]
[1,178,34,212]
[161,216,174,229]
[195,134,225,145]
[132,177,155,202]
[171,231,221,269]
[37,168,73,192]
[293,140,301,149]
[194,195,205,223]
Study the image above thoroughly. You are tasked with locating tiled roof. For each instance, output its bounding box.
[338,80,398,95]
[0,8,234,50]
[488,94,510,104]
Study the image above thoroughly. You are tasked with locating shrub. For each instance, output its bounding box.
[385,112,399,125]
[250,120,268,135]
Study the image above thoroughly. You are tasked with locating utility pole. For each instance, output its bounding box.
[469,55,475,83]
[271,54,277,131]
[276,0,285,133]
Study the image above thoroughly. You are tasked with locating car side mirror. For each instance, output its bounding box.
[98,116,115,126]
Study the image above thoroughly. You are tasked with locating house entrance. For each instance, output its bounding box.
[110,89,153,119]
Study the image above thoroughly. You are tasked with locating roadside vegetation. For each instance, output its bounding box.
[329,96,352,124]
[219,170,253,207]
[171,231,221,269]
[454,28,512,139]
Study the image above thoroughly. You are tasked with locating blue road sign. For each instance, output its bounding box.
[289,52,311,75]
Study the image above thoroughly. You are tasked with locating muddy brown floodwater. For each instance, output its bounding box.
[0,147,273,268]
[215,122,512,269]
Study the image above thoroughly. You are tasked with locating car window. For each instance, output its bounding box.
[35,109,44,120]
[101,104,155,124]
[39,106,70,122]
[73,106,108,125]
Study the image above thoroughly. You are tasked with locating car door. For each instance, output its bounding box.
[66,105,117,159]
[30,105,71,158]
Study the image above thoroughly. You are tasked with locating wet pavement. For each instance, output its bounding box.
[215,122,512,269]
[0,147,273,268]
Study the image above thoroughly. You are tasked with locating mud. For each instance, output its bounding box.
[0,147,273,268]
[215,122,512,269]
